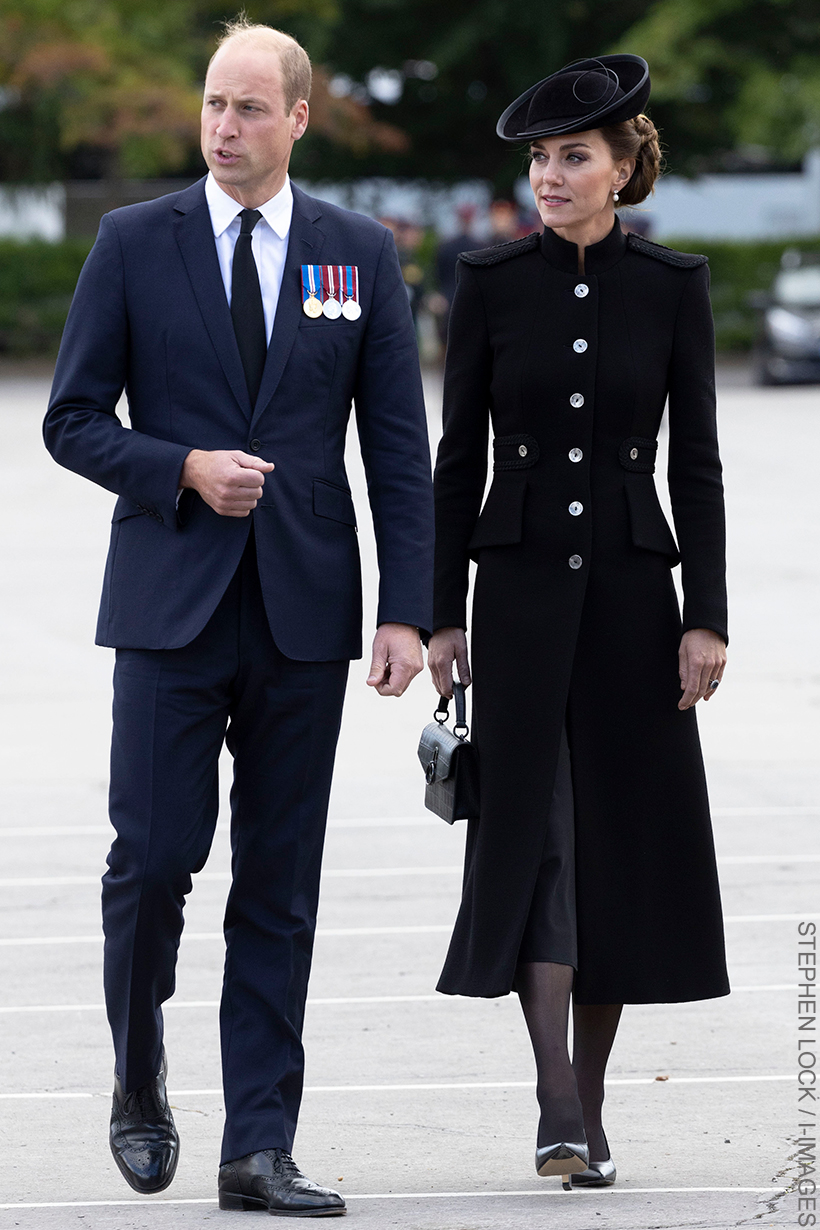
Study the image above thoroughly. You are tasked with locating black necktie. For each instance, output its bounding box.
[231,208,267,406]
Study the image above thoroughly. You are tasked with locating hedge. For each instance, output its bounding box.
[0,238,92,355]
[1,233,820,355]
[666,235,820,351]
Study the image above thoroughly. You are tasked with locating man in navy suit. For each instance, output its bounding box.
[44,18,433,1217]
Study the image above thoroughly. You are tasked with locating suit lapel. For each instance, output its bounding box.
[173,180,252,419]
[251,186,325,426]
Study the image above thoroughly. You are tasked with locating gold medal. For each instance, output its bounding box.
[303,295,322,318]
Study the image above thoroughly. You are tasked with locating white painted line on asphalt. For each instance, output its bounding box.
[0,924,454,948]
[1,914,816,948]
[712,805,820,816]
[0,1073,796,1101]
[0,985,797,1015]
[0,807,815,842]
[0,1187,786,1208]
[719,853,820,864]
[2,852,819,890]
[0,816,438,839]
[0,866,464,888]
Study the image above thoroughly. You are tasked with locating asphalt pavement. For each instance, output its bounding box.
[0,362,817,1229]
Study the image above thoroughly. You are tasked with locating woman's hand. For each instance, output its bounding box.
[678,628,727,710]
[427,627,471,699]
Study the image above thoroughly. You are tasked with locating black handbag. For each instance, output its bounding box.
[417,682,480,824]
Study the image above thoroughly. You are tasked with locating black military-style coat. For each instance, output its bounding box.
[433,219,730,1004]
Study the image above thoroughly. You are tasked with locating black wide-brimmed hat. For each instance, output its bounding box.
[497,54,650,143]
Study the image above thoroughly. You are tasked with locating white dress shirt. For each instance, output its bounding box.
[204,172,293,344]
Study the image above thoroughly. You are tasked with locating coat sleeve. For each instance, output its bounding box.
[666,262,728,644]
[353,227,434,634]
[43,213,192,529]
[432,261,492,631]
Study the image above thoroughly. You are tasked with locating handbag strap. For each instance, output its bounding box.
[434,682,469,739]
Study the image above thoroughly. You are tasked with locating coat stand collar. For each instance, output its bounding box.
[540,217,627,276]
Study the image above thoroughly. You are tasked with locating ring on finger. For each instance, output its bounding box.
[709,679,720,690]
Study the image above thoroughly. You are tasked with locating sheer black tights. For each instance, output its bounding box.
[516,961,584,1147]
[517,961,622,1158]
[572,1002,623,1161]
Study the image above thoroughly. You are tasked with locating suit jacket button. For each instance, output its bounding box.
[569,448,583,462]
[250,439,261,451]
[569,501,583,516]
[569,554,583,569]
[573,339,588,352]
[630,447,639,460]
[518,444,528,457]
[574,284,589,298]
[570,393,585,408]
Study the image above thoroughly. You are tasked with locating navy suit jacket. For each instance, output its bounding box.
[44,179,434,658]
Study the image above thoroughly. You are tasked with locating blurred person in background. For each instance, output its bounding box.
[43,16,432,1217]
[487,197,521,244]
[434,203,479,348]
[428,54,728,1191]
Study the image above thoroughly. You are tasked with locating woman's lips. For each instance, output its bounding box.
[542,195,570,206]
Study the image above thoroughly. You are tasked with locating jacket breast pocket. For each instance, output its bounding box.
[467,473,527,556]
[624,473,680,565]
[313,478,357,527]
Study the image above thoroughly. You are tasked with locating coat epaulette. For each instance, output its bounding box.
[458,232,541,267]
[627,232,708,268]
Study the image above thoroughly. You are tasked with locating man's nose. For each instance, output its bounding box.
[216,107,239,137]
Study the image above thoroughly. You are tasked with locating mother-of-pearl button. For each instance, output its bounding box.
[574,284,589,298]
[573,339,588,352]
[570,393,585,408]
[518,444,528,457]
[569,554,583,569]
[569,448,583,462]
[569,501,584,516]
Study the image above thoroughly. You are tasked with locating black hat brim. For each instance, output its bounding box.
[497,54,650,143]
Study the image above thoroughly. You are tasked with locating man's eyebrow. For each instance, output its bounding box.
[204,91,267,104]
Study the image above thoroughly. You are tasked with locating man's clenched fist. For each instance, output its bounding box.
[180,449,275,517]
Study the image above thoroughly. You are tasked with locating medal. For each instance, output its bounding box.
[341,264,361,320]
[322,265,342,319]
[302,265,322,318]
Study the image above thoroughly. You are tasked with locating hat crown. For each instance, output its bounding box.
[526,65,625,130]
[496,53,650,143]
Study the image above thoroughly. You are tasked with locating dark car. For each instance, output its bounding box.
[751,249,820,385]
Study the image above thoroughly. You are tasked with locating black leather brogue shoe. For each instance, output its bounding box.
[218,1149,346,1216]
[109,1050,180,1194]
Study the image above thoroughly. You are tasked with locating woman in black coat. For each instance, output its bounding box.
[428,54,729,1189]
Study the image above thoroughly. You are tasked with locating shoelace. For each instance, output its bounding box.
[122,1084,160,1119]
[265,1149,300,1177]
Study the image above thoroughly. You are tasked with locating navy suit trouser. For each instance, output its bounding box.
[102,527,349,1163]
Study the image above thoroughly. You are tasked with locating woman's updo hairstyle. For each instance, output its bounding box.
[599,113,662,207]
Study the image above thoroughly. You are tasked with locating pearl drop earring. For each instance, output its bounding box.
[613,190,620,202]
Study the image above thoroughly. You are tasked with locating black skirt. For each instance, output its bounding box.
[517,725,578,968]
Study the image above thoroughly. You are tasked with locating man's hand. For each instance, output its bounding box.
[180,449,274,517]
[678,628,727,710]
[366,623,423,697]
[427,627,471,699]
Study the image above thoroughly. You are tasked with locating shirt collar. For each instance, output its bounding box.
[204,172,294,240]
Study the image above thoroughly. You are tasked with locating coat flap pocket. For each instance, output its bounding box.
[111,496,146,522]
[493,433,539,471]
[313,478,357,526]
[467,473,526,554]
[624,472,680,564]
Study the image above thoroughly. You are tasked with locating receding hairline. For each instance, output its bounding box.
[207,24,312,109]
[209,26,300,67]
